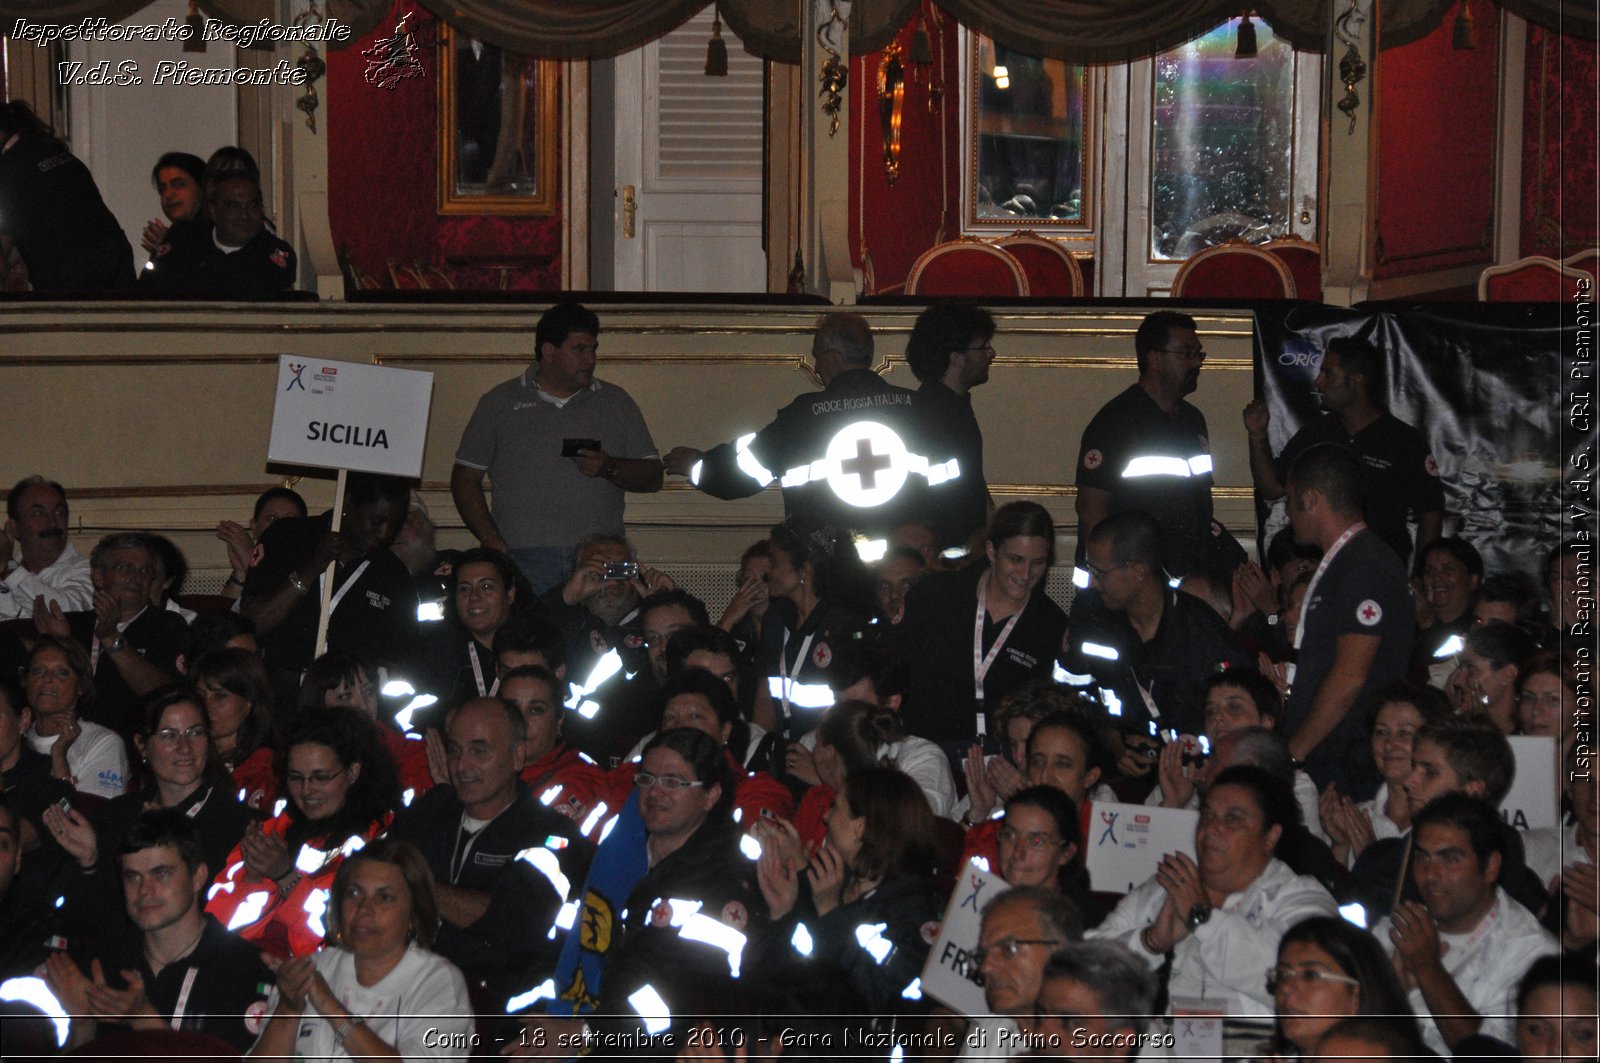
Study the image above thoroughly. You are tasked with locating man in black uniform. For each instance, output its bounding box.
[1075,310,1227,581]
[1284,444,1415,799]
[904,302,997,549]
[0,101,133,291]
[1064,510,1252,738]
[241,472,418,708]
[1244,335,1444,569]
[388,697,585,1000]
[140,173,295,300]
[42,810,272,1052]
[663,312,958,540]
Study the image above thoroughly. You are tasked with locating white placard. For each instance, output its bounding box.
[1170,998,1224,1063]
[1085,801,1199,895]
[268,357,434,478]
[921,859,1009,1017]
[1501,735,1560,831]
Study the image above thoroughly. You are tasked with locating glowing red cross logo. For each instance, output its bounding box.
[840,437,894,490]
[1360,604,1378,621]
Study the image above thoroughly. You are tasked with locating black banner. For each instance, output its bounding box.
[1250,303,1594,589]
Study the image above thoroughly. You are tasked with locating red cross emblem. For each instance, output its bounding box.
[1357,599,1383,626]
[269,250,289,268]
[840,437,894,490]
[1425,454,1439,477]
[812,641,833,669]
[1083,449,1103,470]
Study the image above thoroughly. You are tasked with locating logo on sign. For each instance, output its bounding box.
[286,362,308,391]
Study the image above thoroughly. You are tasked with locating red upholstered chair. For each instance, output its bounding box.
[996,232,1085,297]
[1478,256,1589,301]
[905,239,1029,297]
[1564,248,1600,287]
[1170,242,1298,300]
[1262,237,1322,302]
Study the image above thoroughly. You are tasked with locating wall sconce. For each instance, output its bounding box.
[878,40,905,184]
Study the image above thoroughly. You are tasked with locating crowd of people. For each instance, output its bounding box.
[0,297,1593,1062]
[0,103,294,299]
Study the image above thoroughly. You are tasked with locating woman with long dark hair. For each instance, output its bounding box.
[206,706,399,959]
[417,546,531,706]
[193,647,278,811]
[1265,916,1417,1058]
[753,516,870,739]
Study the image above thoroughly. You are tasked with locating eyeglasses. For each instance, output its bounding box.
[972,937,1062,966]
[1517,691,1564,710]
[997,826,1064,851]
[964,342,996,354]
[1266,966,1363,992]
[151,725,206,746]
[286,767,349,788]
[1083,559,1130,581]
[1154,346,1206,362]
[634,772,705,791]
[105,562,155,577]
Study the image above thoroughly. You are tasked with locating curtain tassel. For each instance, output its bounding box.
[1453,0,1477,50]
[705,9,729,76]
[909,14,934,64]
[183,0,206,52]
[1235,14,1258,59]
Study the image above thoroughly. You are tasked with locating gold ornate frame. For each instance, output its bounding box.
[437,25,559,216]
[964,33,1094,236]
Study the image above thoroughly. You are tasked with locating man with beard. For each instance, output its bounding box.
[1244,336,1443,570]
[1073,311,1227,581]
[0,477,92,621]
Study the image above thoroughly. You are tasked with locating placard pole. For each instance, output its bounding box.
[312,468,348,660]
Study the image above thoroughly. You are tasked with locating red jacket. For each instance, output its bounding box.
[519,742,607,824]
[230,745,277,813]
[380,725,435,799]
[204,811,389,959]
[795,783,833,852]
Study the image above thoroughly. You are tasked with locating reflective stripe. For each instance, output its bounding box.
[679,913,747,977]
[1052,662,1096,686]
[629,984,672,1035]
[791,922,814,957]
[733,432,775,486]
[516,846,572,902]
[1188,454,1214,476]
[506,979,556,1012]
[1122,456,1194,478]
[854,922,893,965]
[1073,566,1091,590]
[855,538,888,563]
[768,676,835,709]
[1433,633,1466,658]
[1079,641,1120,661]
[1101,688,1124,717]
[688,458,704,486]
[565,649,622,721]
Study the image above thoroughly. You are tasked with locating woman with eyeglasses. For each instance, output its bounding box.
[22,636,127,799]
[43,685,254,932]
[546,729,763,1043]
[1513,650,1581,756]
[1263,916,1416,1060]
[1088,765,1338,1050]
[206,706,400,959]
[1447,622,1537,734]
[758,765,942,1014]
[193,646,279,811]
[994,786,1104,928]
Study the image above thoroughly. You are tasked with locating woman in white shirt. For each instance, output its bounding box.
[23,637,127,799]
[250,837,474,1062]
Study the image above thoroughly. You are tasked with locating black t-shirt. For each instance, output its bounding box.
[139,218,297,301]
[758,598,869,741]
[894,562,1067,742]
[1278,412,1444,565]
[1076,384,1216,577]
[388,781,585,998]
[916,379,990,547]
[1284,528,1415,799]
[1065,587,1252,735]
[67,606,187,738]
[85,915,273,1052]
[243,512,420,676]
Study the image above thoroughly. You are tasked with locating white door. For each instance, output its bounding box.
[612,10,767,292]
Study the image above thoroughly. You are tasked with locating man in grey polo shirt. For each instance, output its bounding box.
[451,301,662,593]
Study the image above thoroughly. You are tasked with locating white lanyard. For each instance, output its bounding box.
[319,560,370,618]
[467,643,498,697]
[449,814,483,884]
[973,575,1023,733]
[776,627,817,721]
[170,965,199,1028]
[1292,523,1365,650]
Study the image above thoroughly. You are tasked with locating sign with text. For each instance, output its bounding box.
[1086,801,1199,895]
[1502,735,1560,831]
[268,357,434,477]
[921,859,1008,1017]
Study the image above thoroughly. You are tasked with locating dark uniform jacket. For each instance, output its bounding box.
[140,218,295,300]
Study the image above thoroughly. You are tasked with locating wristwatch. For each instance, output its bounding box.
[601,462,620,481]
[1185,902,1212,931]
[103,633,127,655]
